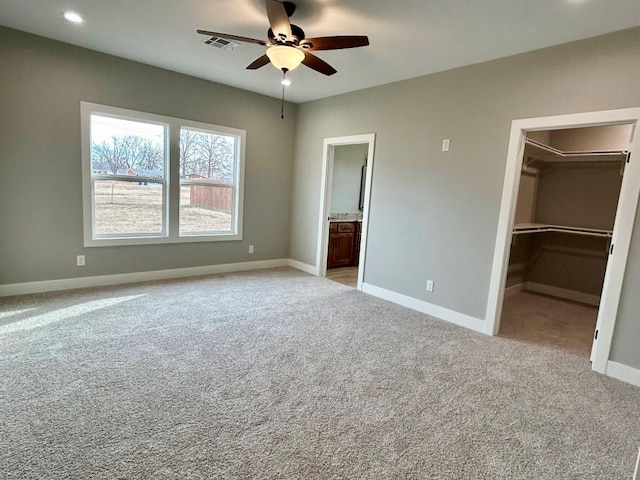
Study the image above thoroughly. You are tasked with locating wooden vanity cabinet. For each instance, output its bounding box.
[327,221,361,269]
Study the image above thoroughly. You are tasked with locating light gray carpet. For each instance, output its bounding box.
[1,268,639,479]
[501,291,599,354]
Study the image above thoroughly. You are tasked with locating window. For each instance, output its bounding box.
[81,103,245,246]
[179,128,237,235]
[89,114,168,238]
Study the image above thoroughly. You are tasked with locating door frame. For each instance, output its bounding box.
[316,133,376,290]
[484,108,640,374]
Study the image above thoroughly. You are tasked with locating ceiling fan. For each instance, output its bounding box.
[197,0,369,77]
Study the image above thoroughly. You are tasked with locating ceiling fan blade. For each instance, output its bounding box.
[197,29,268,46]
[300,36,370,51]
[246,54,271,70]
[302,51,337,76]
[266,0,292,42]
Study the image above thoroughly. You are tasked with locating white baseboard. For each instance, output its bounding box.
[362,283,485,334]
[606,361,640,388]
[287,259,319,276]
[504,283,525,298]
[0,259,289,297]
[525,282,601,306]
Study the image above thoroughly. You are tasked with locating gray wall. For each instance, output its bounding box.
[0,27,296,285]
[549,124,633,152]
[289,27,640,369]
[526,234,609,296]
[330,144,367,214]
[514,174,536,224]
[611,201,640,368]
[535,165,622,230]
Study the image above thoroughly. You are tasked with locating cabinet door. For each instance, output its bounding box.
[328,232,355,268]
[354,223,362,266]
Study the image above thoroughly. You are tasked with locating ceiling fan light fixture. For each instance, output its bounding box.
[266,45,304,71]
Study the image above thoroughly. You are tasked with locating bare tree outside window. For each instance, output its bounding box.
[179,128,236,234]
[92,135,164,174]
[179,129,234,179]
[179,128,200,178]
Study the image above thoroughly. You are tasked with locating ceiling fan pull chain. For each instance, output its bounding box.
[280,69,288,119]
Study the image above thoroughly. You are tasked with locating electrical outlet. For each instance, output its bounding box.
[426,280,434,292]
[76,255,86,267]
[442,139,450,152]
[248,245,254,254]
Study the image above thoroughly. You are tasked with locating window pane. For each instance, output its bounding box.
[94,180,164,235]
[180,185,232,234]
[179,127,236,234]
[91,114,165,177]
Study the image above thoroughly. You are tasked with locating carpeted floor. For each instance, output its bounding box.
[500,291,599,355]
[1,268,639,479]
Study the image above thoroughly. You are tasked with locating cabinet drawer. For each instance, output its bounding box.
[337,222,355,233]
[329,223,338,232]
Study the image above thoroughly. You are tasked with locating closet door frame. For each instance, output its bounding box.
[485,107,640,376]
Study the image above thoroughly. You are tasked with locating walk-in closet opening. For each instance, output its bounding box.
[500,123,634,355]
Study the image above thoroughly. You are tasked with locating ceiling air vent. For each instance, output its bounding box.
[202,36,240,51]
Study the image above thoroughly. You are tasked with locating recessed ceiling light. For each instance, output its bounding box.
[63,11,84,24]
[281,79,292,86]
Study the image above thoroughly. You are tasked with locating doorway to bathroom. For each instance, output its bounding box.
[317,134,376,290]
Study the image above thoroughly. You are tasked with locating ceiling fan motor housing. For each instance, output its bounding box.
[268,24,306,45]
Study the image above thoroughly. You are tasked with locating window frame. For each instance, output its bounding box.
[81,102,246,247]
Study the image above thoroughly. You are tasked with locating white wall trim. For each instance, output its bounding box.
[362,283,485,333]
[605,361,640,388]
[0,259,289,297]
[525,282,601,307]
[504,283,525,298]
[287,259,319,276]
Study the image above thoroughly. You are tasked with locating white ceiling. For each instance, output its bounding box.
[1,0,639,103]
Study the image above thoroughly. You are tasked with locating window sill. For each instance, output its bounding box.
[84,232,242,248]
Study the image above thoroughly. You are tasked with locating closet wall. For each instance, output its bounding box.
[507,125,632,300]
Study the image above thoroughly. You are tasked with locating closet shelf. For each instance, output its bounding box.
[512,223,612,238]
[524,138,628,165]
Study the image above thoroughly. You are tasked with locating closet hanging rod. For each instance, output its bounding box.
[512,223,612,238]
[524,138,628,160]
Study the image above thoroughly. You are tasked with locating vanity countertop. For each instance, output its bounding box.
[329,213,362,222]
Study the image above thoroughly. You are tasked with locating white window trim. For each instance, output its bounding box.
[81,102,246,247]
